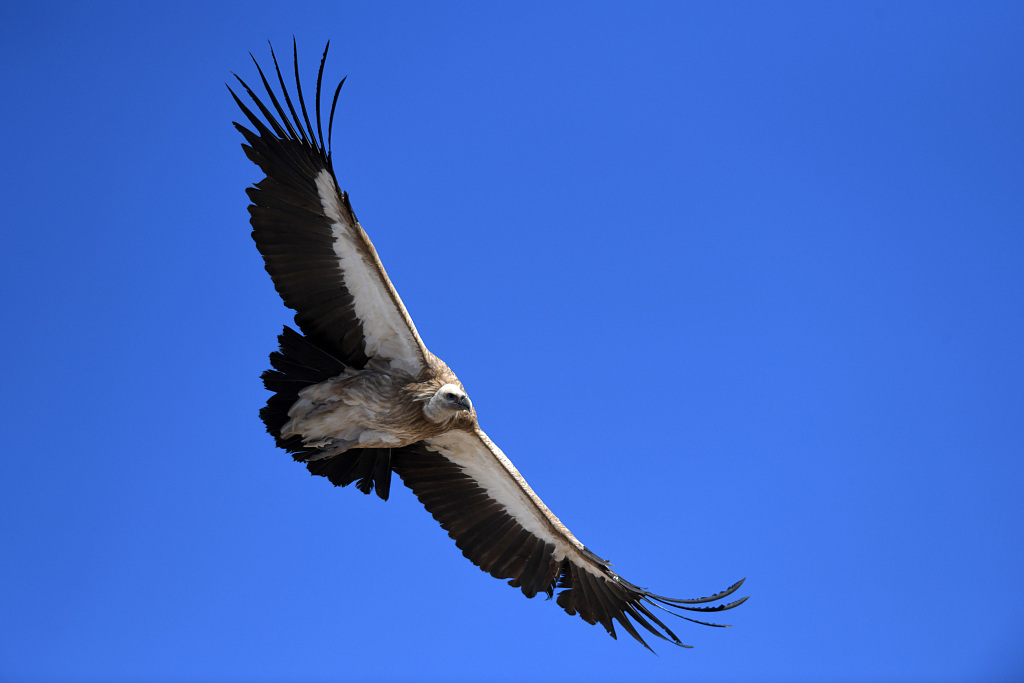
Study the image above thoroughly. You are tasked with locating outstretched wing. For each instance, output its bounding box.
[230,41,428,376]
[392,429,748,650]
[235,42,746,650]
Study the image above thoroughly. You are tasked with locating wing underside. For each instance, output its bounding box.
[393,430,747,650]
[231,41,427,375]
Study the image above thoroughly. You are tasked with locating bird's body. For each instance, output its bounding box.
[231,41,746,651]
[281,358,471,456]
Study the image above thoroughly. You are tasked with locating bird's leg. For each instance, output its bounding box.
[300,437,358,461]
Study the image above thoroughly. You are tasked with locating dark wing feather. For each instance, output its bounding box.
[231,43,428,374]
[392,436,747,651]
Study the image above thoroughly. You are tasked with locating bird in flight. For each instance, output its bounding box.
[230,40,747,651]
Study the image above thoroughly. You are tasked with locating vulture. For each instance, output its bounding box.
[230,41,747,651]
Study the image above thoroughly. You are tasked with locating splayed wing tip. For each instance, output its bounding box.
[647,577,747,606]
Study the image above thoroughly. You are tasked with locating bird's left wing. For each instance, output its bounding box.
[230,41,428,376]
[392,429,747,650]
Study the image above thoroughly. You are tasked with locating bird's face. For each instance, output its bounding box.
[423,383,472,423]
[441,386,473,413]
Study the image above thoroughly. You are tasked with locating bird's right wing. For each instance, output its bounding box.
[231,41,429,377]
[392,428,747,650]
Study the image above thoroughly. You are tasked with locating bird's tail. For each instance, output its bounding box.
[260,326,394,500]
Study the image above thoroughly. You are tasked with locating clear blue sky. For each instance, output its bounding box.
[2,2,1022,681]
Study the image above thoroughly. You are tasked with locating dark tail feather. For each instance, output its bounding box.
[305,447,393,501]
[260,326,345,445]
[259,326,394,500]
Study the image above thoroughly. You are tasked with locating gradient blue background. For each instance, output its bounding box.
[3,2,1022,681]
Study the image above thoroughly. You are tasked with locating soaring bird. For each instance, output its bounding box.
[230,41,746,651]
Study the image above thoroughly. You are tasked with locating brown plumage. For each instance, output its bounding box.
[232,40,747,651]
[280,355,474,457]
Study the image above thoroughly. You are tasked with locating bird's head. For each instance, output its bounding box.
[424,383,473,422]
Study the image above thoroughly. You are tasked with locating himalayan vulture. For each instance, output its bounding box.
[230,41,747,651]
